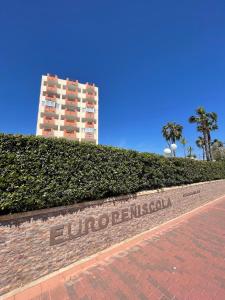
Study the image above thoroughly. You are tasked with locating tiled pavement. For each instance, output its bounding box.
[4,196,225,300]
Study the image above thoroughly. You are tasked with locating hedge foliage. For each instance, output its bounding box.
[0,134,225,214]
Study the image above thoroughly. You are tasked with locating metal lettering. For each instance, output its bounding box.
[68,220,83,239]
[98,214,109,229]
[121,208,130,222]
[49,199,173,246]
[112,211,121,226]
[84,217,97,234]
[50,225,66,246]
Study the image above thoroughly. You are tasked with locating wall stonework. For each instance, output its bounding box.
[1,180,225,296]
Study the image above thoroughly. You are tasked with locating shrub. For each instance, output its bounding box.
[0,134,225,214]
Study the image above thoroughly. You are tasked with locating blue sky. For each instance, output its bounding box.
[1,0,225,157]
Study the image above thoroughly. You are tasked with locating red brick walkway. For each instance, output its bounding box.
[4,196,225,300]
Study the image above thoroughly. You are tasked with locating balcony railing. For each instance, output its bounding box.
[67,94,80,101]
[61,113,79,121]
[82,117,96,123]
[60,125,80,132]
[62,104,78,111]
[44,79,58,87]
[41,112,59,119]
[43,91,60,99]
[67,85,81,92]
[82,98,96,104]
[40,123,58,130]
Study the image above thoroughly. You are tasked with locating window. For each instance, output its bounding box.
[82,107,95,113]
[82,128,95,133]
[42,100,54,107]
[41,100,60,109]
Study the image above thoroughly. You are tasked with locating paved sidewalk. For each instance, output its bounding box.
[4,196,225,300]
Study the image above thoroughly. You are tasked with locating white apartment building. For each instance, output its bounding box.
[36,74,99,144]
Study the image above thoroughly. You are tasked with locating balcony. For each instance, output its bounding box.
[44,106,56,113]
[41,112,59,119]
[43,91,59,100]
[62,104,78,112]
[64,119,77,127]
[85,124,94,129]
[45,95,57,102]
[65,99,79,107]
[67,98,78,104]
[60,125,80,132]
[85,112,95,118]
[82,117,96,123]
[66,89,79,96]
[66,94,81,101]
[64,109,77,116]
[67,85,81,93]
[40,123,58,130]
[87,90,97,96]
[85,83,95,92]
[45,78,58,86]
[42,129,54,137]
[86,103,95,109]
[43,117,55,125]
[63,131,79,141]
[61,114,79,121]
[46,86,57,93]
[82,98,96,104]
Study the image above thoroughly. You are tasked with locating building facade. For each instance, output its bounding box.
[36,74,98,144]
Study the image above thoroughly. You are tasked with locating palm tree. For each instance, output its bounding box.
[187,146,196,158]
[189,107,218,161]
[207,112,218,160]
[162,122,183,156]
[211,139,225,161]
[211,139,223,147]
[196,136,206,160]
[180,137,187,157]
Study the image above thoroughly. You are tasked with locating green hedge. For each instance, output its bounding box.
[0,134,225,214]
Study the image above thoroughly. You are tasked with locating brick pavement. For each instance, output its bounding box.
[3,195,225,300]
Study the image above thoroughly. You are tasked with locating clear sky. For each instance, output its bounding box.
[1,0,225,157]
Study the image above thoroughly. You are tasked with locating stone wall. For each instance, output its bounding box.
[1,180,225,296]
